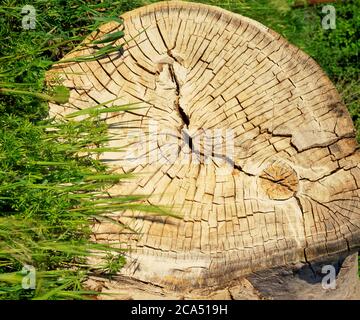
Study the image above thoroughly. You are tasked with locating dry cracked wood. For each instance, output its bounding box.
[47,1,360,298]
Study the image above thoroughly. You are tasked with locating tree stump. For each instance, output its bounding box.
[48,1,360,299]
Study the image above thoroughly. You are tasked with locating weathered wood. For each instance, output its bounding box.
[47,1,360,299]
[85,252,360,300]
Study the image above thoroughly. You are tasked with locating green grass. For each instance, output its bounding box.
[0,0,359,299]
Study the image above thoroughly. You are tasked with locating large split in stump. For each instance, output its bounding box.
[48,1,360,299]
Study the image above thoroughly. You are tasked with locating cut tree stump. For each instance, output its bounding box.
[47,1,360,299]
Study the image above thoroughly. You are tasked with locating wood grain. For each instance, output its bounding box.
[47,1,360,295]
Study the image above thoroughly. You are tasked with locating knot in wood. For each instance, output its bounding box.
[259,161,299,200]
